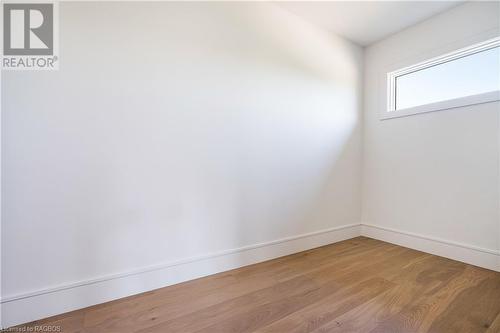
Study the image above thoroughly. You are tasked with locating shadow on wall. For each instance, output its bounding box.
[2,1,362,302]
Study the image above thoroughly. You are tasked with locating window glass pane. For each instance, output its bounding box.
[395,46,500,110]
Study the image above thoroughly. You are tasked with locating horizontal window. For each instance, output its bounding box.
[385,37,500,119]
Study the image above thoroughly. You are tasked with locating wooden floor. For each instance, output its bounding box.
[14,237,500,333]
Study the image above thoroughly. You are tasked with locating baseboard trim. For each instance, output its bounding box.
[361,224,500,272]
[1,223,360,328]
[4,222,497,327]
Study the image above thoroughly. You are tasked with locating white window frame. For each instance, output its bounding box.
[384,36,500,120]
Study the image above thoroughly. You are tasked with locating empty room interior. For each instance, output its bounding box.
[2,0,500,332]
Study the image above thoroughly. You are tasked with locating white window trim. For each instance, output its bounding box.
[383,36,500,120]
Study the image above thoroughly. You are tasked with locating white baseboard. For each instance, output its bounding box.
[4,222,498,328]
[1,224,360,328]
[361,224,500,272]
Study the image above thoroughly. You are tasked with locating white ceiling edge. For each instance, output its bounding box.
[276,1,465,46]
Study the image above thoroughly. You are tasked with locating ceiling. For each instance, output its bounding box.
[276,1,464,46]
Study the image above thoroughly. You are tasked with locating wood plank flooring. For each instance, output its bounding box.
[10,237,500,333]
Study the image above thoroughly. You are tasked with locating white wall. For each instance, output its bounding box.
[1,2,363,326]
[362,2,500,263]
